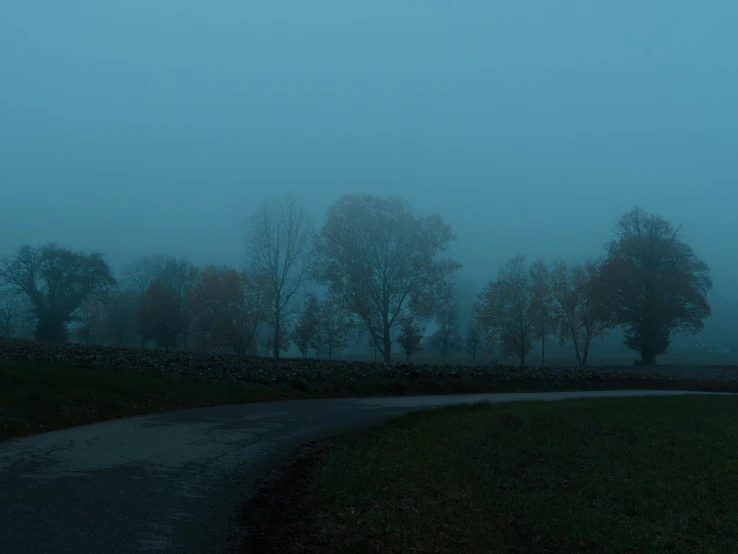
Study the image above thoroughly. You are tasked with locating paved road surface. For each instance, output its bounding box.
[0,390,725,553]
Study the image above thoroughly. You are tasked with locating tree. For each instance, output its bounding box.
[137,279,178,349]
[594,207,712,365]
[0,244,116,342]
[244,193,313,358]
[429,286,461,361]
[396,321,424,361]
[120,254,168,301]
[528,260,554,366]
[101,288,138,346]
[475,254,534,367]
[186,265,269,354]
[312,195,460,363]
[0,290,23,337]
[464,318,483,365]
[76,297,106,344]
[549,259,610,366]
[291,293,321,358]
[160,257,196,349]
[313,295,356,360]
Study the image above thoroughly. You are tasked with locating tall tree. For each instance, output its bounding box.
[0,244,116,342]
[244,193,313,358]
[429,286,462,361]
[101,288,138,346]
[312,195,460,363]
[594,207,711,365]
[396,321,424,361]
[475,254,534,367]
[549,259,609,366]
[120,254,168,301]
[528,260,554,366]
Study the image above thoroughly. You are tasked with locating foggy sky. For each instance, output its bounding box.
[1,2,736,295]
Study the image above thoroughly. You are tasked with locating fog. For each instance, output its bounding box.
[1,1,736,296]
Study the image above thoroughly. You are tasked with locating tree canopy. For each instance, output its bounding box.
[312,195,460,363]
[594,206,712,365]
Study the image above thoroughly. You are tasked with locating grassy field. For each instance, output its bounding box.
[299,396,738,553]
[0,360,300,441]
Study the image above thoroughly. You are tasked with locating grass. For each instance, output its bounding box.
[0,360,300,441]
[305,396,738,553]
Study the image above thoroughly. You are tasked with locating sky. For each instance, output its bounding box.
[1,1,736,296]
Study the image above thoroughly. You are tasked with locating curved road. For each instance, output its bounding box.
[0,390,725,553]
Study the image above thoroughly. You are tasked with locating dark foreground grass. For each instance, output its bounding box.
[304,396,738,553]
[0,360,299,441]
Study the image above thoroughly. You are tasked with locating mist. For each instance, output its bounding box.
[1,1,736,294]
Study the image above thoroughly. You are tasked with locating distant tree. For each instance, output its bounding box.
[464,318,483,365]
[120,254,168,301]
[549,259,610,366]
[312,195,460,364]
[102,288,138,346]
[429,286,461,361]
[475,254,534,367]
[244,193,313,358]
[137,279,178,349]
[594,207,712,365]
[159,257,196,349]
[291,293,321,359]
[0,290,23,338]
[528,260,554,366]
[313,295,356,360]
[396,321,425,361]
[0,244,116,342]
[76,297,106,344]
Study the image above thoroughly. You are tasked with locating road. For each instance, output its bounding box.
[0,390,724,553]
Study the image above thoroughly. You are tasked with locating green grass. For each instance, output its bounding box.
[0,360,300,441]
[308,396,738,553]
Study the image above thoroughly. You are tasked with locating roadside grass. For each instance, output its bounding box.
[0,360,301,441]
[307,396,738,553]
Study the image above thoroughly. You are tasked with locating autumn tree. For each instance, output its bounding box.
[528,260,555,366]
[120,254,168,301]
[429,286,461,361]
[594,207,712,365]
[186,265,269,354]
[137,279,179,349]
[475,254,534,367]
[396,321,425,361]
[548,259,609,366]
[312,195,460,364]
[0,244,116,342]
[313,295,356,360]
[244,193,313,358]
[76,297,107,344]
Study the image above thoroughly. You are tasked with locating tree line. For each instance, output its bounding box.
[0,194,712,366]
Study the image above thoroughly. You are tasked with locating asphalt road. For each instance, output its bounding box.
[0,390,724,554]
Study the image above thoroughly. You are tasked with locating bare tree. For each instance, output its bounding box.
[291,293,321,359]
[0,244,116,342]
[549,259,610,366]
[475,254,534,367]
[244,193,314,358]
[312,195,460,363]
[120,254,168,301]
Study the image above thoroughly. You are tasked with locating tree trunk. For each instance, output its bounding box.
[273,303,280,358]
[640,350,657,366]
[382,319,392,364]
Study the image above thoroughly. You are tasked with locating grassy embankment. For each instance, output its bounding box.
[285,396,738,553]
